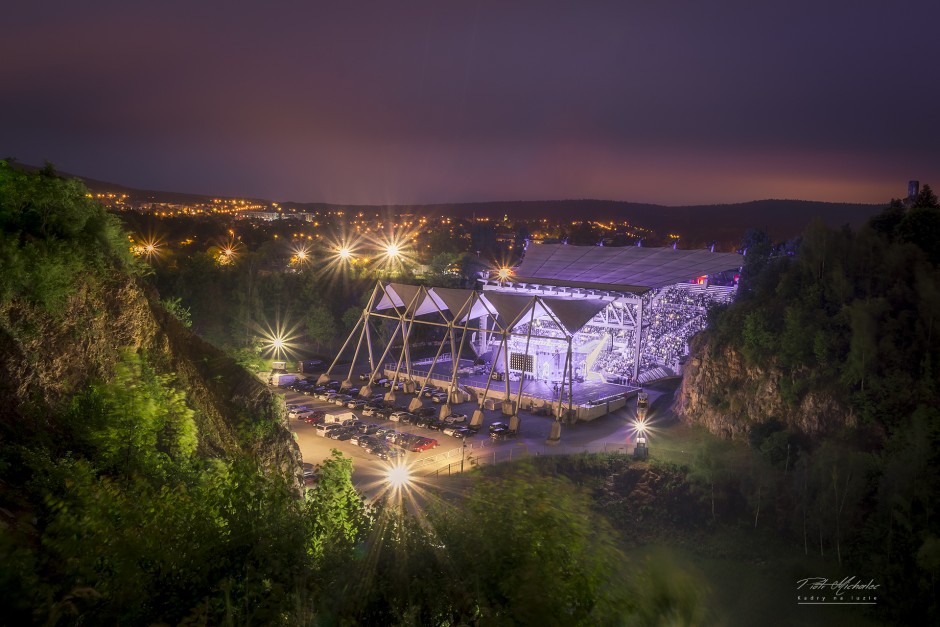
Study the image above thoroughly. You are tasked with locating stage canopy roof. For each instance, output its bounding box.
[513,244,743,292]
[371,283,609,336]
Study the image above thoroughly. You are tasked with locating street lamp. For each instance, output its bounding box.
[633,420,649,460]
[385,463,411,491]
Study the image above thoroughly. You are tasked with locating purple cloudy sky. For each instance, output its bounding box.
[3,0,938,205]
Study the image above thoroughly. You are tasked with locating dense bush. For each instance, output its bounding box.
[0,161,137,313]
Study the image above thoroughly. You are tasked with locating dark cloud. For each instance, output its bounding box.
[3,0,938,204]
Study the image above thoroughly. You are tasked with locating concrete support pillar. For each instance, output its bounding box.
[501,399,516,416]
[546,420,561,444]
[408,397,423,412]
[470,409,485,427]
[359,385,373,398]
[509,414,521,433]
[440,404,452,419]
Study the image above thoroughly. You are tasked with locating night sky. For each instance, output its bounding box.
[4,0,938,206]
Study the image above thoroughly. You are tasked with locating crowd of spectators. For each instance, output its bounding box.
[588,285,731,382]
[494,286,733,384]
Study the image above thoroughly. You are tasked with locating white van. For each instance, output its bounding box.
[324,411,356,425]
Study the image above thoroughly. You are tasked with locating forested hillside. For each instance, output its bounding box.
[677,187,940,623]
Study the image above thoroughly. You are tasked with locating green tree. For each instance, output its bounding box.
[341,305,361,335]
[305,304,337,351]
[688,437,735,522]
[841,298,888,394]
[305,450,369,563]
[72,351,198,480]
[431,465,633,625]
[914,183,939,208]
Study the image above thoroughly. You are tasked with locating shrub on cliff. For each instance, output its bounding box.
[0,161,137,313]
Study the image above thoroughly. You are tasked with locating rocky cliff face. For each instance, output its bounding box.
[675,333,856,440]
[0,269,298,471]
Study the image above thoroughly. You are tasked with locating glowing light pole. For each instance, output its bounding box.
[386,463,411,490]
[633,420,649,460]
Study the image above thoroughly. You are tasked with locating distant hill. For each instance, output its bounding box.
[11,161,884,247]
[281,198,883,247]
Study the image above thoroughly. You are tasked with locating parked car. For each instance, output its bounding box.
[299,359,326,374]
[453,427,476,439]
[490,425,515,440]
[287,406,310,419]
[328,426,352,440]
[442,426,461,437]
[337,429,357,441]
[389,411,408,422]
[357,435,378,449]
[302,463,319,486]
[302,410,326,424]
[368,444,402,460]
[332,395,353,406]
[347,399,366,410]
[409,437,438,452]
[431,392,447,403]
[488,422,509,434]
[444,413,467,424]
[358,423,379,435]
[414,406,437,418]
[426,420,445,431]
[412,416,434,428]
[314,423,341,436]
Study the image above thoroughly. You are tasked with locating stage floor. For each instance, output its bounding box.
[394,358,637,405]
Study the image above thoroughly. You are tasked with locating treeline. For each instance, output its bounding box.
[697,187,940,623]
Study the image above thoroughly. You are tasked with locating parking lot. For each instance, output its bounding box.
[276,376,660,497]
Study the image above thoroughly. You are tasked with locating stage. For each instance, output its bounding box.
[383,357,639,421]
